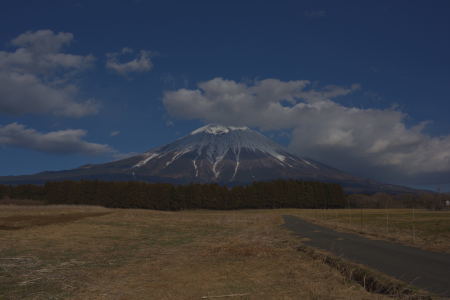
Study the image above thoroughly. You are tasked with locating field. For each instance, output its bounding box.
[288,209,450,253]
[0,206,447,299]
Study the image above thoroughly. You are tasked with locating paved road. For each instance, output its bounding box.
[282,215,450,297]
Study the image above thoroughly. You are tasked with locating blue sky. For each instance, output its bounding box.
[0,0,449,190]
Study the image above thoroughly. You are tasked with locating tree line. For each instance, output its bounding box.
[0,180,345,210]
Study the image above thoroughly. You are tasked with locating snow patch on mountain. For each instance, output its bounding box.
[231,148,241,180]
[166,149,191,167]
[302,159,318,169]
[212,154,225,178]
[192,159,199,177]
[133,152,160,168]
[190,124,249,135]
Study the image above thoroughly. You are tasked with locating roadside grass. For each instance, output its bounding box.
[283,209,450,253]
[0,205,387,300]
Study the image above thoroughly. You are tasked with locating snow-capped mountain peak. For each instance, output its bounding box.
[190,124,249,135]
[130,124,326,182]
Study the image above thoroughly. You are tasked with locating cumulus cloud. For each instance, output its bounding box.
[11,30,73,53]
[0,123,114,155]
[163,77,450,185]
[0,72,98,117]
[106,48,153,75]
[0,29,98,117]
[164,78,356,130]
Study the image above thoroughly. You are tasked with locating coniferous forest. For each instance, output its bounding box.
[0,180,345,210]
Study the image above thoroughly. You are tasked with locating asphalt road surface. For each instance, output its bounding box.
[282,215,450,297]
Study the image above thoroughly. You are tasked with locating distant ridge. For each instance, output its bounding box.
[0,124,417,193]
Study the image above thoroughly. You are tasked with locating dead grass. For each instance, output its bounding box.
[0,212,111,230]
[0,205,389,300]
[0,198,46,206]
[283,209,450,253]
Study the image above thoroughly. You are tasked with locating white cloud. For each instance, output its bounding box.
[0,123,114,155]
[0,29,98,117]
[163,77,450,184]
[106,48,153,75]
[11,30,73,53]
[0,72,98,117]
[110,130,120,137]
[164,77,356,130]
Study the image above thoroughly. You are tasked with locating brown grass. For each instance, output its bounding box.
[0,198,46,206]
[0,205,391,300]
[0,212,110,230]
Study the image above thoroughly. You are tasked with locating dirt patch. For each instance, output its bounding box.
[0,212,110,230]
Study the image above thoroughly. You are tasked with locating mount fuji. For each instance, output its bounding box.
[0,124,414,193]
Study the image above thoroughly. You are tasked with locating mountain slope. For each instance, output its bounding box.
[0,124,416,193]
[128,124,347,183]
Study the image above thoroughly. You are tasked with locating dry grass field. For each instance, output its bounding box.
[0,205,393,300]
[287,208,450,253]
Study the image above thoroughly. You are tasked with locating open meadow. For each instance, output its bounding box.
[0,205,448,299]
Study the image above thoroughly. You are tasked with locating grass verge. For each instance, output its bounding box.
[295,245,433,299]
[285,209,450,253]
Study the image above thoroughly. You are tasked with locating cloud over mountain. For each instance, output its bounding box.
[163,77,450,184]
